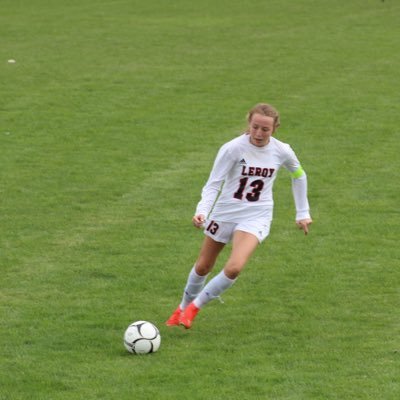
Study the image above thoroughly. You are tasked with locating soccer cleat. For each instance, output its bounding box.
[179,302,200,329]
[165,307,182,326]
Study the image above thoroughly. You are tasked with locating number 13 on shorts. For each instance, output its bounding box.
[206,220,219,235]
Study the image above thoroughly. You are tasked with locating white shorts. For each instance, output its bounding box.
[203,219,272,244]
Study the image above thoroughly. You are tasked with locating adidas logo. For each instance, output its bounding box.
[239,158,247,165]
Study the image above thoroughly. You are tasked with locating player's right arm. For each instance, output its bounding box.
[192,214,206,228]
[195,143,235,219]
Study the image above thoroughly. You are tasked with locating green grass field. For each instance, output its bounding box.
[1,0,399,399]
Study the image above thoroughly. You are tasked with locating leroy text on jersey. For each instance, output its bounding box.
[240,165,275,178]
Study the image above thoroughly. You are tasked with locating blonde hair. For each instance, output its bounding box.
[247,103,280,128]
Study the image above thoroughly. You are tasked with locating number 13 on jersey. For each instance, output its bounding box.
[233,178,264,202]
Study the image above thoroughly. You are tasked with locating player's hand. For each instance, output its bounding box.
[192,214,206,228]
[296,218,312,235]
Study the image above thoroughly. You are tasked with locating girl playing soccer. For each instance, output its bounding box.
[166,103,312,329]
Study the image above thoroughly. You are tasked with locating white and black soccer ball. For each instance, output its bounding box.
[123,321,161,354]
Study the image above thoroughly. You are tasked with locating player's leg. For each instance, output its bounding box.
[166,236,225,326]
[181,236,225,307]
[180,231,259,328]
[223,230,260,279]
[195,230,259,306]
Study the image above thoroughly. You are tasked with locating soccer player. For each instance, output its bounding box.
[166,103,312,329]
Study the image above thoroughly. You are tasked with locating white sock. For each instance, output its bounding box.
[179,266,208,310]
[193,270,236,309]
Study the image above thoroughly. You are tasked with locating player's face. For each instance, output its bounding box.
[248,114,276,147]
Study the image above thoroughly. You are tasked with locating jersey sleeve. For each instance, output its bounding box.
[195,142,236,217]
[281,144,302,173]
[282,144,311,220]
[292,174,310,220]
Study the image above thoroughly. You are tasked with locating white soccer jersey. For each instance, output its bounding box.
[195,133,310,223]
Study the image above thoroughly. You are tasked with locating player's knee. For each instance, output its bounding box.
[224,267,241,279]
[223,261,245,279]
[195,260,214,276]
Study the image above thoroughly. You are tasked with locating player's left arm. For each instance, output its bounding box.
[282,144,312,234]
[291,167,312,235]
[296,217,312,235]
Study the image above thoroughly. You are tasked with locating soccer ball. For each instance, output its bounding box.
[123,321,161,354]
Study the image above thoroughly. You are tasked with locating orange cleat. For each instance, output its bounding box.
[179,302,200,329]
[165,307,182,326]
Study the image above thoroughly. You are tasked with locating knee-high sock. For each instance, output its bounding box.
[193,270,236,309]
[179,266,208,310]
